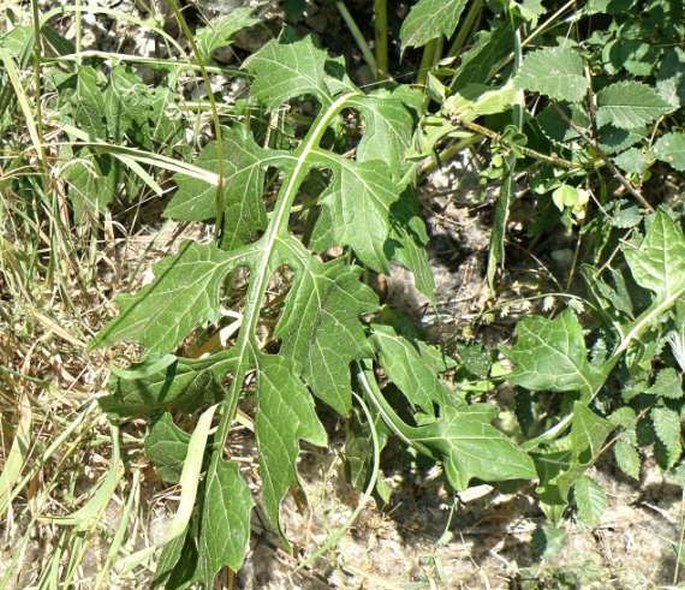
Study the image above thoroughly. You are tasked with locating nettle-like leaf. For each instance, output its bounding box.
[165,127,294,249]
[349,90,417,174]
[573,475,607,528]
[646,368,683,399]
[516,46,588,103]
[93,35,431,583]
[399,0,468,50]
[570,403,614,463]
[614,147,650,175]
[596,81,672,129]
[652,407,682,469]
[506,309,603,398]
[614,437,641,479]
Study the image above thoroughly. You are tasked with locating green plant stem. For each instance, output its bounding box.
[522,0,577,48]
[28,0,48,177]
[336,2,378,80]
[213,93,358,455]
[551,104,653,212]
[419,134,481,176]
[416,38,442,88]
[74,0,82,65]
[355,361,434,458]
[374,0,388,79]
[167,0,226,238]
[447,0,483,59]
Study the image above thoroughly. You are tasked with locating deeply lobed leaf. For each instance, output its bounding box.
[506,309,603,398]
[92,241,250,354]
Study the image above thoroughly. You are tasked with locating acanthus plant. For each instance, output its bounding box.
[92,36,535,585]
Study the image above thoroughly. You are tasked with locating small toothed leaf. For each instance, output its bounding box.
[571,403,614,464]
[652,407,682,469]
[614,438,641,480]
[614,147,650,174]
[101,351,234,417]
[573,475,607,528]
[654,132,685,172]
[646,368,683,400]
[596,81,672,129]
[516,46,588,103]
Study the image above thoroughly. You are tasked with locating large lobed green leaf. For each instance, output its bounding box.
[243,36,349,107]
[275,245,378,415]
[506,309,603,398]
[92,241,250,354]
[411,405,537,490]
[102,351,235,417]
[624,209,685,302]
[399,0,468,50]
[310,154,403,273]
[195,457,254,581]
[371,324,452,414]
[93,34,435,583]
[255,355,328,536]
[165,127,293,249]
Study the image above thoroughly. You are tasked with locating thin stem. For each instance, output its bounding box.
[419,134,481,176]
[522,0,577,48]
[29,0,47,176]
[374,0,388,79]
[447,0,483,59]
[336,1,378,79]
[451,116,583,170]
[74,0,82,65]
[167,0,227,237]
[416,38,439,88]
